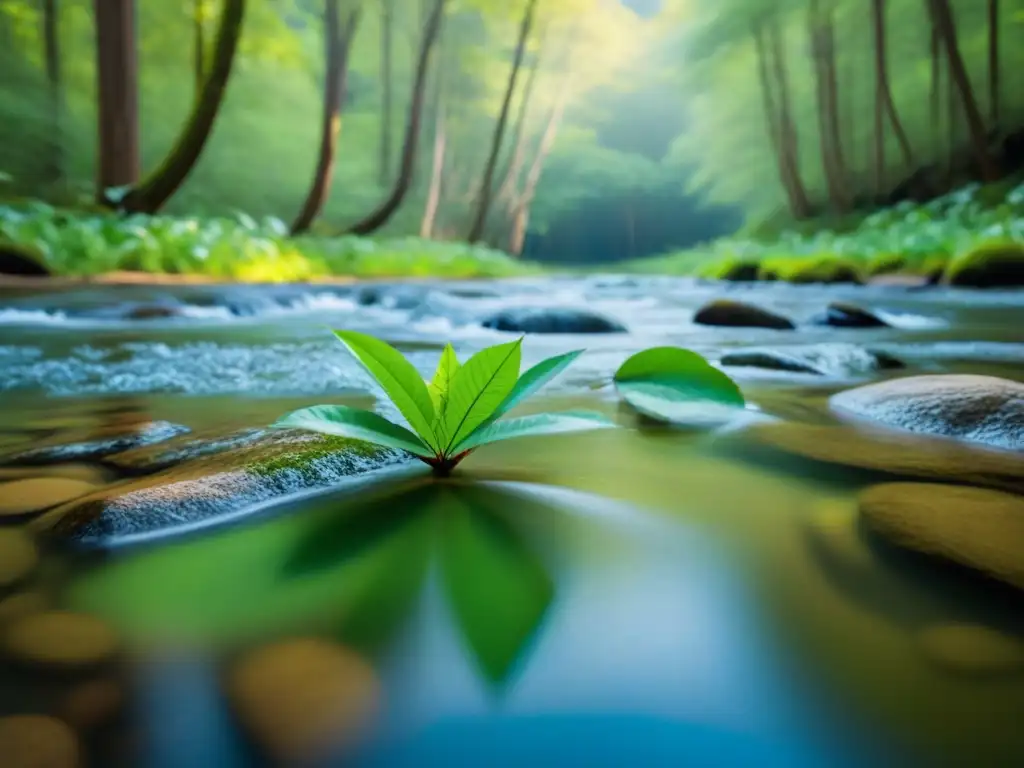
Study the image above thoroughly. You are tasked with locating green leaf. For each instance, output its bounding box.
[492,349,584,420]
[428,343,461,439]
[442,339,522,454]
[440,496,553,685]
[334,330,438,450]
[613,347,744,426]
[273,404,433,457]
[454,410,615,453]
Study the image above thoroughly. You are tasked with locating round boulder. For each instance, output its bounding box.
[812,302,890,328]
[0,243,50,277]
[859,483,1024,592]
[943,242,1024,288]
[0,530,38,588]
[481,308,625,334]
[831,374,1024,451]
[0,715,79,768]
[228,638,381,765]
[693,300,794,330]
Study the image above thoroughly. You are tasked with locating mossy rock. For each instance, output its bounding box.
[943,241,1024,288]
[30,429,404,548]
[784,258,863,285]
[866,253,907,276]
[704,259,760,282]
[0,241,50,276]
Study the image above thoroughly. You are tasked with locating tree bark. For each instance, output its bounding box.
[495,40,544,207]
[379,0,394,185]
[42,0,62,181]
[291,2,360,236]
[118,0,245,213]
[930,14,941,155]
[765,16,811,217]
[808,0,848,212]
[93,0,140,200]
[507,67,571,256]
[927,0,998,181]
[194,0,205,97]
[420,61,447,239]
[346,0,447,236]
[467,0,538,243]
[987,0,999,128]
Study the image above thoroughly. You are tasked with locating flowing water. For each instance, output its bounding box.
[0,276,1022,767]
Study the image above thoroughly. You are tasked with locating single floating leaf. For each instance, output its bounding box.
[614,347,744,426]
[442,339,522,454]
[273,404,433,457]
[334,330,438,451]
[454,410,615,453]
[440,498,553,685]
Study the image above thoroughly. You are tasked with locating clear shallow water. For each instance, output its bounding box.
[0,276,1022,767]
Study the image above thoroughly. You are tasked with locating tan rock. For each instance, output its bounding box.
[859,483,1024,592]
[917,624,1024,675]
[0,592,49,625]
[0,478,99,517]
[0,715,80,768]
[4,611,120,670]
[228,638,380,764]
[0,529,38,588]
[0,464,115,485]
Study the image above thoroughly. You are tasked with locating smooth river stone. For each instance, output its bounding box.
[4,611,120,670]
[0,592,49,625]
[228,638,381,765]
[0,715,80,768]
[0,478,99,517]
[0,530,38,588]
[916,624,1024,676]
[859,483,1024,592]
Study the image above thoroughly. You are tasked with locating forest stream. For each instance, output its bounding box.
[0,275,1022,767]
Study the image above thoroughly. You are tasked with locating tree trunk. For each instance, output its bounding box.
[118,0,245,213]
[987,0,999,128]
[420,55,447,239]
[754,22,797,216]
[194,0,205,97]
[930,14,941,156]
[93,0,140,200]
[291,2,360,236]
[42,0,62,181]
[808,0,848,212]
[379,0,394,185]
[494,44,543,209]
[507,67,571,256]
[820,4,849,206]
[766,16,811,217]
[927,0,998,181]
[467,0,538,244]
[346,0,446,236]
[870,0,887,192]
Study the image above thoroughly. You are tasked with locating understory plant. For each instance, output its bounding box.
[275,331,614,475]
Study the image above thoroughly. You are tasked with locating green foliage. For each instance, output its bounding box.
[0,203,529,279]
[613,346,744,428]
[275,332,612,475]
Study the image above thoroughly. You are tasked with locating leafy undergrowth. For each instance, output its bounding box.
[624,181,1024,286]
[0,202,535,281]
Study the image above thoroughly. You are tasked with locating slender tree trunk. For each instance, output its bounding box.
[93,0,140,200]
[42,0,62,181]
[420,59,447,238]
[194,0,205,96]
[821,5,849,205]
[346,0,446,235]
[871,0,887,192]
[767,16,811,217]
[927,0,998,181]
[118,0,245,213]
[379,0,394,185]
[495,43,543,209]
[930,15,941,156]
[467,0,538,243]
[507,67,571,255]
[753,22,798,216]
[808,0,847,211]
[291,3,360,236]
[946,33,957,179]
[987,0,999,128]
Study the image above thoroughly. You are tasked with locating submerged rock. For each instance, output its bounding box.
[693,300,794,330]
[1,421,191,466]
[720,344,904,377]
[733,421,1024,495]
[105,427,268,473]
[812,302,890,328]
[228,638,380,764]
[124,303,184,320]
[0,530,38,588]
[830,374,1024,452]
[0,478,100,517]
[3,610,120,670]
[0,243,50,276]
[32,430,404,547]
[481,308,626,334]
[0,715,79,768]
[859,483,1024,593]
